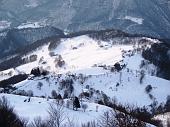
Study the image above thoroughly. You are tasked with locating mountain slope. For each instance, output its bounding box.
[0,32,169,126]
[0,27,64,58]
[0,0,170,39]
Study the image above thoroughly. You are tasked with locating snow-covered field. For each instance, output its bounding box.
[0,93,110,126]
[15,36,137,74]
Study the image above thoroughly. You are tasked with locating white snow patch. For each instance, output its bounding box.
[17,22,44,29]
[124,16,144,25]
[0,21,11,30]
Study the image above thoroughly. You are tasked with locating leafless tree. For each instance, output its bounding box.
[98,109,146,127]
[98,111,115,127]
[82,121,97,127]
[29,117,48,127]
[64,117,76,127]
[48,104,66,127]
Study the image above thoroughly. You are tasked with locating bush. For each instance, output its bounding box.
[37,82,43,90]
[83,92,90,98]
[85,85,89,89]
[54,55,65,68]
[29,117,48,127]
[82,121,96,127]
[0,96,25,127]
[82,104,88,112]
[51,90,57,99]
[148,94,154,100]
[98,100,104,105]
[31,67,41,76]
[140,70,145,84]
[145,85,152,94]
[49,52,56,57]
[29,55,37,62]
[140,60,146,68]
[27,90,34,97]
[101,92,109,105]
[41,70,49,76]
[63,90,68,99]
[114,62,122,72]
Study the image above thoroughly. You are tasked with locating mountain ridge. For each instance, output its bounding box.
[1,0,170,39]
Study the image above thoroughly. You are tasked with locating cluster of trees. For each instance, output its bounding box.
[142,43,170,80]
[0,74,28,89]
[13,90,34,97]
[58,78,74,98]
[0,70,13,77]
[139,70,145,84]
[54,55,65,68]
[48,38,61,51]
[22,55,37,64]
[88,29,130,42]
[0,56,31,71]
[30,67,49,77]
[96,62,126,73]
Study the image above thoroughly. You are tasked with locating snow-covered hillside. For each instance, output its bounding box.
[0,35,169,126]
[13,67,170,107]
[14,36,154,74]
[0,93,110,126]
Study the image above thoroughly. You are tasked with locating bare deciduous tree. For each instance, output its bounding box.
[98,111,115,127]
[64,117,76,127]
[29,117,48,127]
[48,104,65,127]
[82,121,97,127]
[98,109,146,127]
